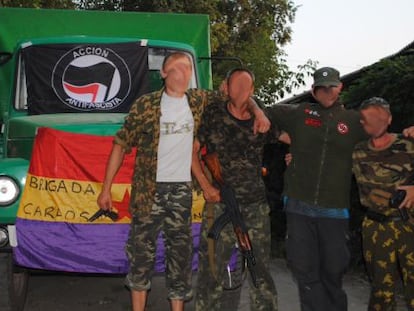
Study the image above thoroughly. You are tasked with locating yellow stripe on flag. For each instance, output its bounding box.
[17,174,132,224]
[192,191,205,223]
[18,174,205,224]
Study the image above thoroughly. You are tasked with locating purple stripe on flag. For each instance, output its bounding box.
[14,218,130,273]
[14,218,201,274]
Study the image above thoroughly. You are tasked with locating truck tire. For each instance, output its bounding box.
[0,253,29,311]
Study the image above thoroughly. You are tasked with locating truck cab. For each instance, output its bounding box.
[0,8,211,311]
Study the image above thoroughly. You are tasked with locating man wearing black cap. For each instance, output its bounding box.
[268,67,366,311]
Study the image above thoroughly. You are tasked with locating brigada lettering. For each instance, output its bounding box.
[29,176,96,195]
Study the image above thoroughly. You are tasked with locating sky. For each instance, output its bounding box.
[283,0,414,98]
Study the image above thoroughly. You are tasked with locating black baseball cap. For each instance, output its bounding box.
[313,67,341,87]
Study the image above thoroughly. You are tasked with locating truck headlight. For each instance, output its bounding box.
[0,226,9,247]
[0,176,20,206]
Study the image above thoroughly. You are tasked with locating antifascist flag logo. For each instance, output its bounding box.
[63,62,117,103]
[52,46,131,111]
[23,42,149,114]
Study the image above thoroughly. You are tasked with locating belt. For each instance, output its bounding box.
[365,210,403,223]
[156,181,192,186]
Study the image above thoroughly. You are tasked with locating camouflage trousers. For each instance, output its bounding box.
[362,217,414,311]
[195,199,278,311]
[125,182,193,300]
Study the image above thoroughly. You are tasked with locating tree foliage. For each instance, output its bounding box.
[76,0,314,104]
[341,54,414,132]
[1,0,315,104]
[0,0,74,8]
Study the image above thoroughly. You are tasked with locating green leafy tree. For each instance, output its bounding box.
[0,0,74,8]
[341,54,414,132]
[75,0,315,105]
[2,0,315,104]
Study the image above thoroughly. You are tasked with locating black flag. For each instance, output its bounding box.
[22,42,149,114]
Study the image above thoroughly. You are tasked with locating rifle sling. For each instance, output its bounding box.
[206,202,218,279]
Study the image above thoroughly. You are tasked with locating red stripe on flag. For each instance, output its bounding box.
[28,127,135,182]
[63,82,100,103]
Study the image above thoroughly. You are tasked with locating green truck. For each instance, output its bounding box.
[0,7,212,310]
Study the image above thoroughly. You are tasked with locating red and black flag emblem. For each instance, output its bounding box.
[22,42,149,114]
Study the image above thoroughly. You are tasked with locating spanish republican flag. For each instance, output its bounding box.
[14,128,204,273]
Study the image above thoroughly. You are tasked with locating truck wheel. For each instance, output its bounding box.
[0,253,29,311]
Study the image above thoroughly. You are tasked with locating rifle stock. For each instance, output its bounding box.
[203,152,224,186]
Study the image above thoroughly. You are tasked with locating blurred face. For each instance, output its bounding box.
[227,71,254,105]
[312,84,342,108]
[161,54,192,95]
[360,106,392,138]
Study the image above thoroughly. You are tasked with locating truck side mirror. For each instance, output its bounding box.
[0,52,12,66]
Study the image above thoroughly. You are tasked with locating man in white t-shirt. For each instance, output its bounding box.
[97,52,269,311]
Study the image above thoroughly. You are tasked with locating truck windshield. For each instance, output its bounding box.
[14,45,197,113]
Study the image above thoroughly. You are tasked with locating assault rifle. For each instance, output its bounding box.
[203,152,258,288]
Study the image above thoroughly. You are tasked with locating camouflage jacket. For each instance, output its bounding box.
[198,100,278,204]
[115,88,220,215]
[352,134,414,216]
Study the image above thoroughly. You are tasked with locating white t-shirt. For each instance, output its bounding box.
[156,92,194,182]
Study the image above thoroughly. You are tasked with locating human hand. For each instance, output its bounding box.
[402,126,414,138]
[203,184,221,203]
[285,153,292,166]
[396,185,414,209]
[253,111,271,134]
[219,79,228,95]
[97,190,112,211]
[279,131,291,145]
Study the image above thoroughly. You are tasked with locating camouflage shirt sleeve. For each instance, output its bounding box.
[197,100,217,149]
[192,88,226,108]
[352,141,363,175]
[114,96,144,153]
